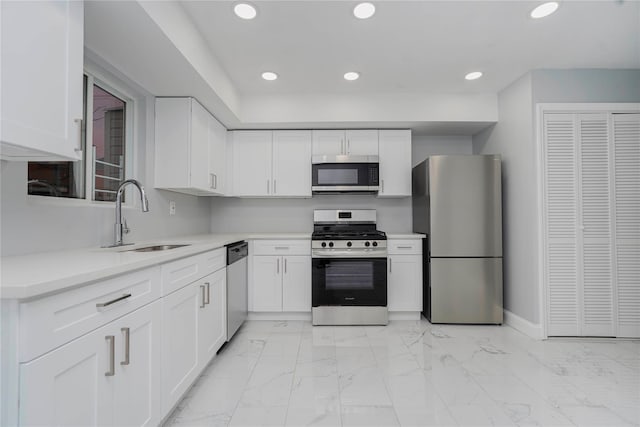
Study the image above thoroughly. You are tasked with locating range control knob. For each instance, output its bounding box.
[365,241,371,247]
[321,242,327,248]
[347,241,352,247]
[328,242,334,248]
[372,241,378,247]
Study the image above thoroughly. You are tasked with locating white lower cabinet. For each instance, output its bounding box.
[252,255,311,312]
[250,240,311,313]
[161,267,227,415]
[19,301,161,426]
[387,239,424,313]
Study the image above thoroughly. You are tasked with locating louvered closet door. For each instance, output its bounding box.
[613,113,640,338]
[544,113,580,336]
[578,114,614,336]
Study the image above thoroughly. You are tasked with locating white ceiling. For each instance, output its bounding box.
[181,0,639,95]
[84,1,640,135]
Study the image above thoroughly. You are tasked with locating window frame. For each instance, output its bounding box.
[27,65,137,207]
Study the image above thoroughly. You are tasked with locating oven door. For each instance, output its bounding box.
[311,161,379,193]
[312,257,387,307]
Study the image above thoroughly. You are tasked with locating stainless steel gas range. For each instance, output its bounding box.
[311,209,388,326]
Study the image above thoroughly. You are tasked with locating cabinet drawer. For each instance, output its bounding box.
[19,267,160,362]
[387,239,423,255]
[252,240,311,256]
[161,248,226,296]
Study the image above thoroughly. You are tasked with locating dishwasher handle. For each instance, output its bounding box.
[226,241,248,265]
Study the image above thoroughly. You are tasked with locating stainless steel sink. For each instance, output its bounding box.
[123,244,190,252]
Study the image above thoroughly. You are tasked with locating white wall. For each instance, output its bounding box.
[412,135,473,166]
[0,60,212,257]
[472,73,538,324]
[210,135,474,233]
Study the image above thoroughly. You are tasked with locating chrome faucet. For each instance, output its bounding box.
[113,179,149,247]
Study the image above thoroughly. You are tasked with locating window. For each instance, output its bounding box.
[28,73,132,202]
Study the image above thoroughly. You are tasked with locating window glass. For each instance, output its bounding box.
[92,85,126,202]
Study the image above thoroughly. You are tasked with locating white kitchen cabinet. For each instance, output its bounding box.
[282,256,312,312]
[250,240,311,312]
[20,302,161,426]
[311,130,378,156]
[1,0,83,161]
[387,239,423,313]
[154,97,225,196]
[378,130,412,197]
[161,281,200,414]
[208,114,227,195]
[232,130,311,197]
[198,269,227,364]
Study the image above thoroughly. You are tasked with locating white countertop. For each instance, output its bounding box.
[1,232,311,300]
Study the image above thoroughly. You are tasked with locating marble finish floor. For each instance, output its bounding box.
[164,320,639,426]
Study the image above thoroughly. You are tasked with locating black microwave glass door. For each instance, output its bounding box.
[312,258,387,306]
[312,163,378,187]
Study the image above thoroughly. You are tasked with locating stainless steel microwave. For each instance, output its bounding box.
[311,155,379,194]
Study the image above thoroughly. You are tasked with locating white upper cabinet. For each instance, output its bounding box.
[232,130,311,197]
[0,0,83,161]
[312,130,378,156]
[208,115,227,195]
[154,97,226,196]
[272,131,312,197]
[378,130,412,197]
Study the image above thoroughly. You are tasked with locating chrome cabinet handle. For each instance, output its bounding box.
[274,179,277,194]
[204,282,211,305]
[105,335,115,376]
[96,293,132,308]
[341,139,345,154]
[389,259,393,273]
[275,246,289,250]
[381,179,385,193]
[200,285,206,308]
[284,258,287,274]
[213,174,217,189]
[267,180,270,194]
[397,246,412,249]
[74,118,83,152]
[347,139,350,154]
[277,258,280,274]
[210,173,215,189]
[121,327,130,366]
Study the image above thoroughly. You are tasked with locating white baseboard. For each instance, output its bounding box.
[504,310,545,339]
[247,312,312,321]
[389,312,421,321]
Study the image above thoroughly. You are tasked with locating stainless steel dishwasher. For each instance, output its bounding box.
[226,241,248,341]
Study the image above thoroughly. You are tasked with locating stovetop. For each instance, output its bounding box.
[311,230,387,241]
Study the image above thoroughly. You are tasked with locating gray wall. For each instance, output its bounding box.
[210,135,473,233]
[472,68,640,326]
[473,73,538,324]
[1,67,212,256]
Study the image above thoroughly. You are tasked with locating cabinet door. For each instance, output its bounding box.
[282,256,311,312]
[208,114,227,195]
[232,131,273,196]
[378,130,411,197]
[161,282,201,414]
[345,130,378,156]
[114,302,162,427]
[272,130,312,197]
[19,322,112,426]
[189,99,211,191]
[388,255,423,312]
[1,0,83,161]
[154,98,192,189]
[312,130,345,156]
[252,256,282,312]
[198,269,227,366]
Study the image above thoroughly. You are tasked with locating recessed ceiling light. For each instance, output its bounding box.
[234,3,257,20]
[465,71,483,81]
[353,2,376,19]
[261,71,278,81]
[530,2,559,19]
[344,72,360,81]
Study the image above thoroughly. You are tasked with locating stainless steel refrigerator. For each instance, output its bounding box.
[412,155,503,324]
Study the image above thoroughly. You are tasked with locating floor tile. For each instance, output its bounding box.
[340,405,399,427]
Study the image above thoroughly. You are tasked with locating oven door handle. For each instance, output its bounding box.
[312,250,387,259]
